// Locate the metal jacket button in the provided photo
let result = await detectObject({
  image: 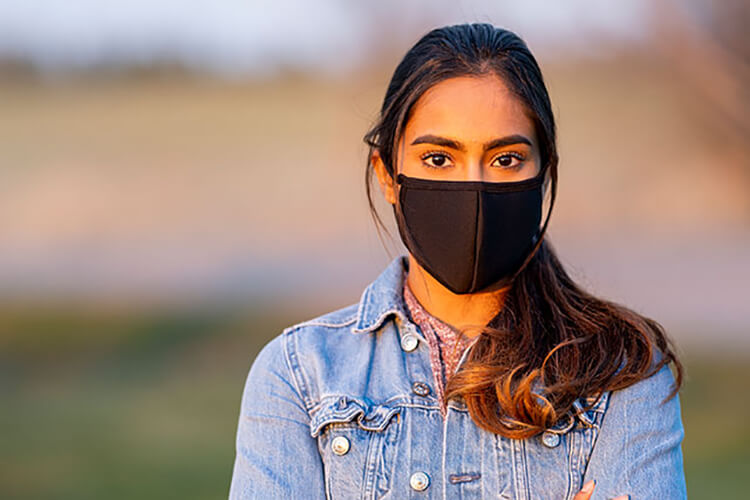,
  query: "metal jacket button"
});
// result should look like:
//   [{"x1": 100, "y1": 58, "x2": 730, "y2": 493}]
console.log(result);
[
  {"x1": 412, "y1": 381, "x2": 431, "y2": 397},
  {"x1": 410, "y1": 471, "x2": 430, "y2": 491},
  {"x1": 541, "y1": 431, "x2": 560, "y2": 448},
  {"x1": 401, "y1": 333, "x2": 418, "y2": 352},
  {"x1": 331, "y1": 436, "x2": 350, "y2": 456}
]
